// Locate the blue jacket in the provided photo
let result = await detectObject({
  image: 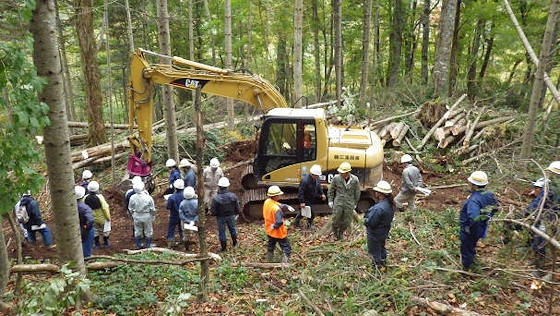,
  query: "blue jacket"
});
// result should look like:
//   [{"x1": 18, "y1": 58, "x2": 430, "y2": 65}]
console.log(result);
[
  {"x1": 298, "y1": 174, "x2": 323, "y2": 205},
  {"x1": 78, "y1": 201, "x2": 94, "y2": 241},
  {"x1": 459, "y1": 189, "x2": 497, "y2": 228},
  {"x1": 179, "y1": 198, "x2": 199, "y2": 223},
  {"x1": 211, "y1": 188, "x2": 240, "y2": 217},
  {"x1": 183, "y1": 169, "x2": 197, "y2": 188},
  {"x1": 166, "y1": 190, "x2": 184, "y2": 219},
  {"x1": 19, "y1": 196, "x2": 43, "y2": 228},
  {"x1": 365, "y1": 199, "x2": 394, "y2": 238},
  {"x1": 527, "y1": 188, "x2": 556, "y2": 213},
  {"x1": 168, "y1": 169, "x2": 181, "y2": 188}
]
